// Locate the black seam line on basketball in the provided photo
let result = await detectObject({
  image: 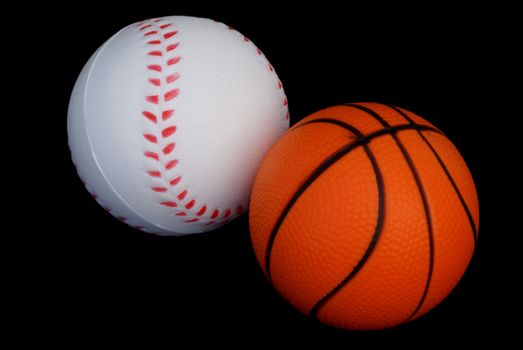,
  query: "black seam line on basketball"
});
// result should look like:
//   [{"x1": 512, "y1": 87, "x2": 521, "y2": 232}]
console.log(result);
[
  {"x1": 386, "y1": 104, "x2": 477, "y2": 242},
  {"x1": 294, "y1": 118, "x2": 364, "y2": 137},
  {"x1": 263, "y1": 122, "x2": 442, "y2": 284},
  {"x1": 344, "y1": 103, "x2": 392, "y2": 128},
  {"x1": 393, "y1": 135, "x2": 435, "y2": 321},
  {"x1": 344, "y1": 103, "x2": 435, "y2": 322},
  {"x1": 309, "y1": 144, "x2": 385, "y2": 320}
]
